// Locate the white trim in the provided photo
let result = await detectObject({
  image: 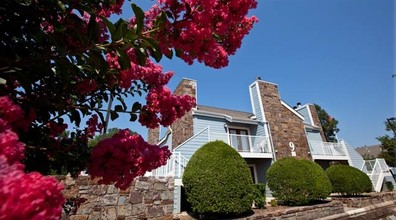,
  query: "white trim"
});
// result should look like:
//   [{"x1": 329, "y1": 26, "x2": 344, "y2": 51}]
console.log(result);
[
  {"x1": 227, "y1": 126, "x2": 251, "y2": 135},
  {"x1": 248, "y1": 164, "x2": 258, "y2": 183},
  {"x1": 157, "y1": 128, "x2": 172, "y2": 145},
  {"x1": 239, "y1": 152, "x2": 273, "y2": 159},
  {"x1": 249, "y1": 81, "x2": 267, "y2": 123},
  {"x1": 192, "y1": 110, "x2": 259, "y2": 125},
  {"x1": 305, "y1": 105, "x2": 315, "y2": 126},
  {"x1": 280, "y1": 100, "x2": 305, "y2": 121},
  {"x1": 312, "y1": 155, "x2": 349, "y2": 161}
]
